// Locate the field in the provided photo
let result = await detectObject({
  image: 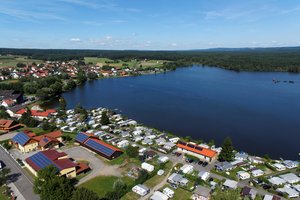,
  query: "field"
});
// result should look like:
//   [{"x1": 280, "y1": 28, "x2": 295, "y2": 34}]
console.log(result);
[
  {"x1": 79, "y1": 175, "x2": 134, "y2": 198},
  {"x1": 84, "y1": 57, "x2": 167, "y2": 69},
  {"x1": 0, "y1": 55, "x2": 43, "y2": 67}
]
